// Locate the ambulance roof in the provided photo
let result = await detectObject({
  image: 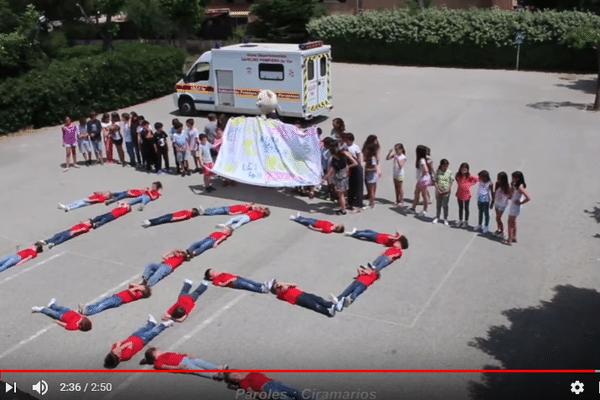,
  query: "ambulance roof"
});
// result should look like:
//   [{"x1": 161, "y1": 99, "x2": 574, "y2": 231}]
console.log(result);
[{"x1": 215, "y1": 42, "x2": 330, "y2": 56}]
